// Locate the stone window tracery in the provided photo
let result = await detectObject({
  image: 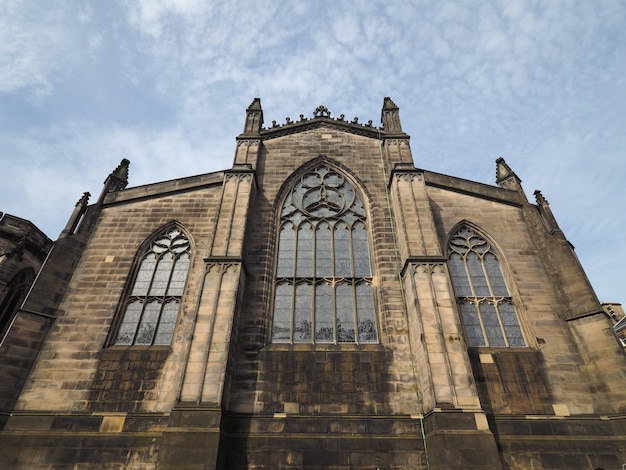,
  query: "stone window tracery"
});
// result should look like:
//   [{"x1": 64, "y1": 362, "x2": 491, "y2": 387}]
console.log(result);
[
  {"x1": 114, "y1": 227, "x2": 190, "y2": 346},
  {"x1": 272, "y1": 164, "x2": 378, "y2": 344},
  {"x1": 0, "y1": 268, "x2": 33, "y2": 333},
  {"x1": 448, "y1": 225, "x2": 525, "y2": 348}
]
